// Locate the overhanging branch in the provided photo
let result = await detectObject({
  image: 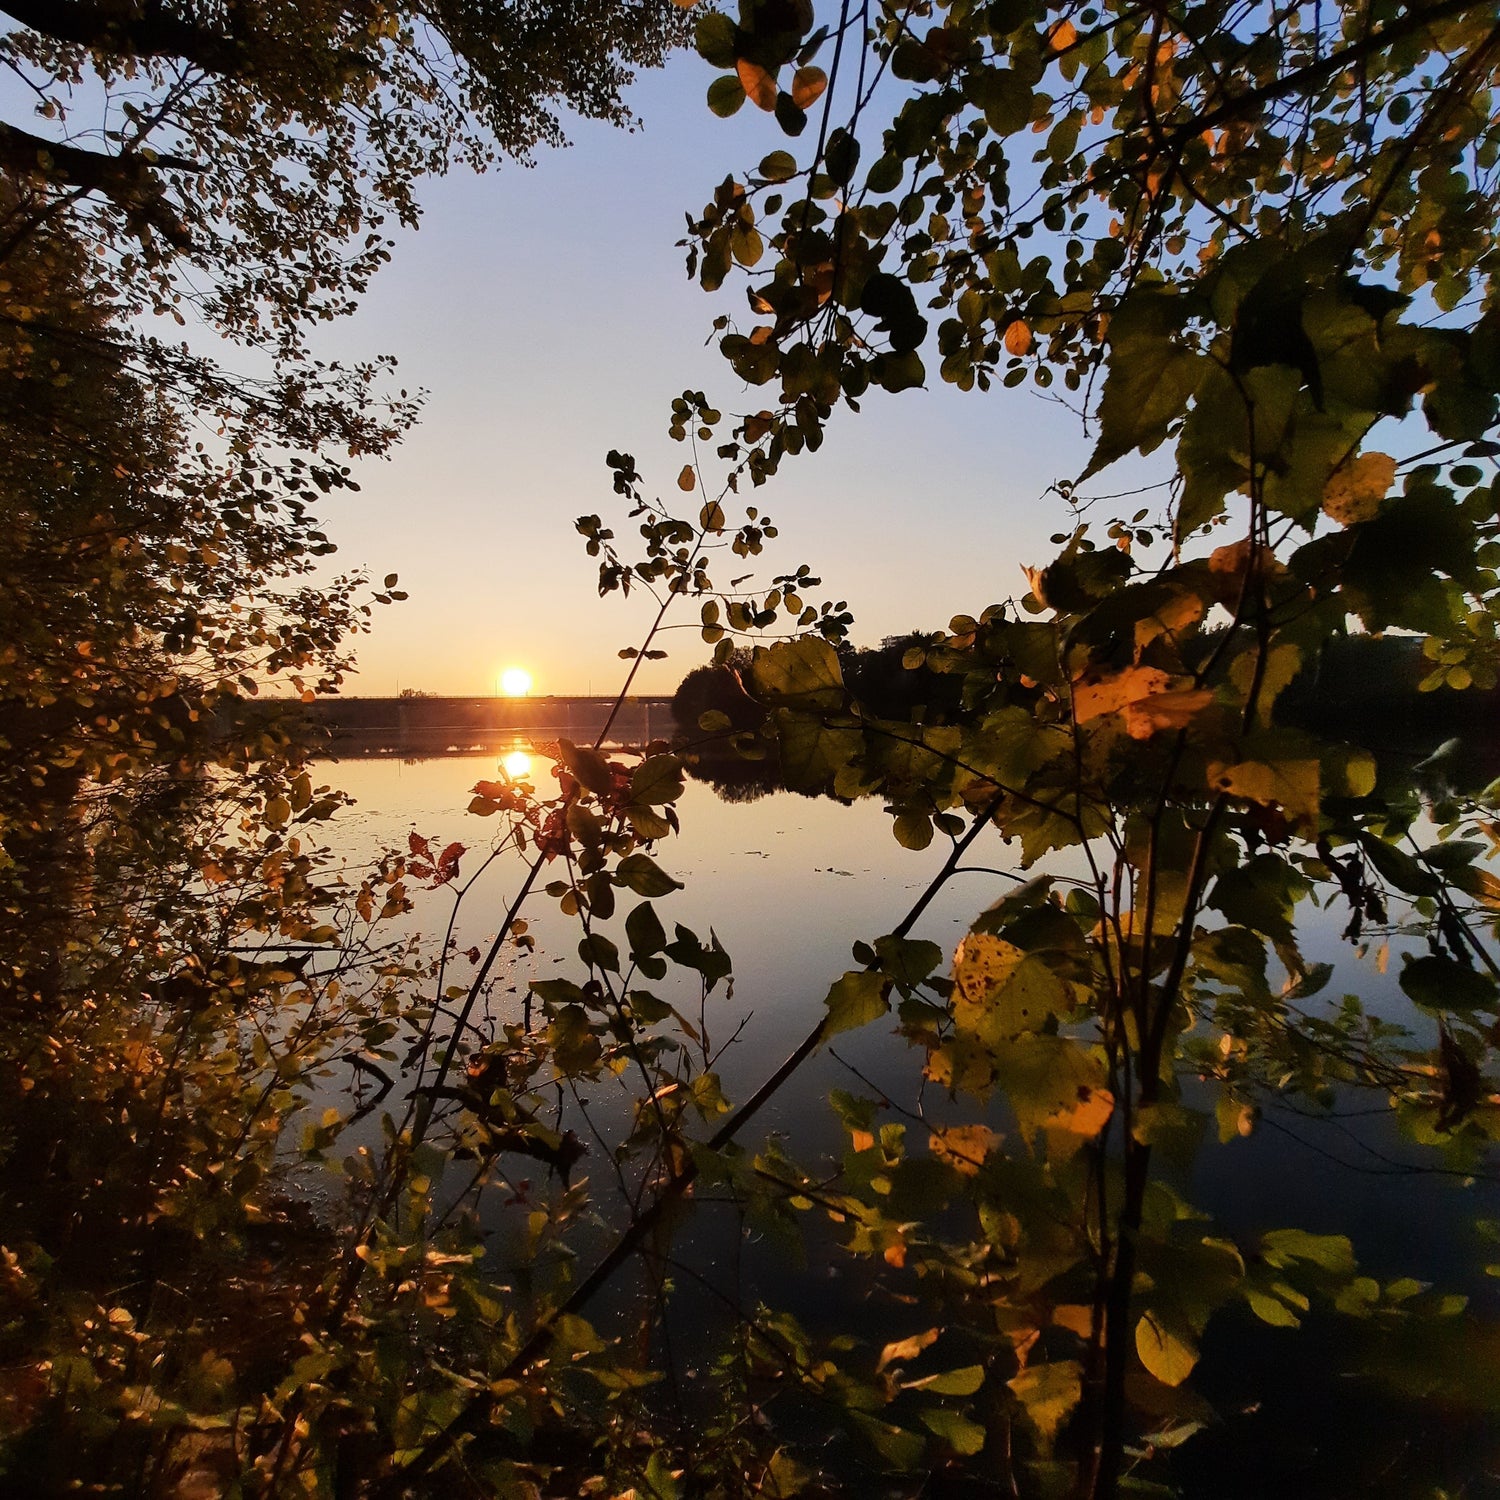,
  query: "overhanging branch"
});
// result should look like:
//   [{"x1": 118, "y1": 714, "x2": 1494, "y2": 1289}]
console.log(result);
[{"x1": 0, "y1": 121, "x2": 199, "y2": 249}]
